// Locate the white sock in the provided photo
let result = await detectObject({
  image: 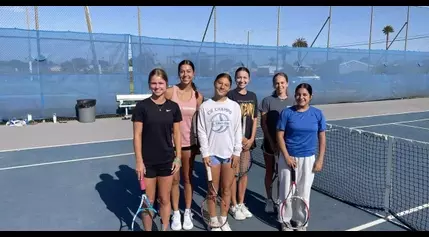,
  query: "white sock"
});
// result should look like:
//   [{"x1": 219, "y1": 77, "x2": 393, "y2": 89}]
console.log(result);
[
  {"x1": 210, "y1": 216, "x2": 218, "y2": 223},
  {"x1": 173, "y1": 210, "x2": 180, "y2": 215},
  {"x1": 220, "y1": 216, "x2": 227, "y2": 223}
]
